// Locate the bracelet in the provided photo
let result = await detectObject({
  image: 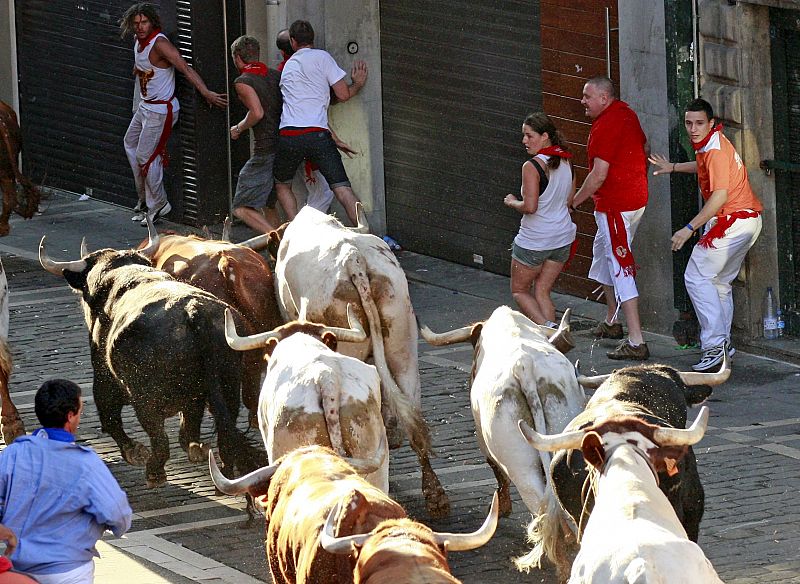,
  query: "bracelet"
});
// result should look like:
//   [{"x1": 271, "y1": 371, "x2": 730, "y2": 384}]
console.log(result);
[
  {"x1": 685, "y1": 223, "x2": 694, "y2": 232},
  {"x1": 672, "y1": 162, "x2": 676, "y2": 173}
]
